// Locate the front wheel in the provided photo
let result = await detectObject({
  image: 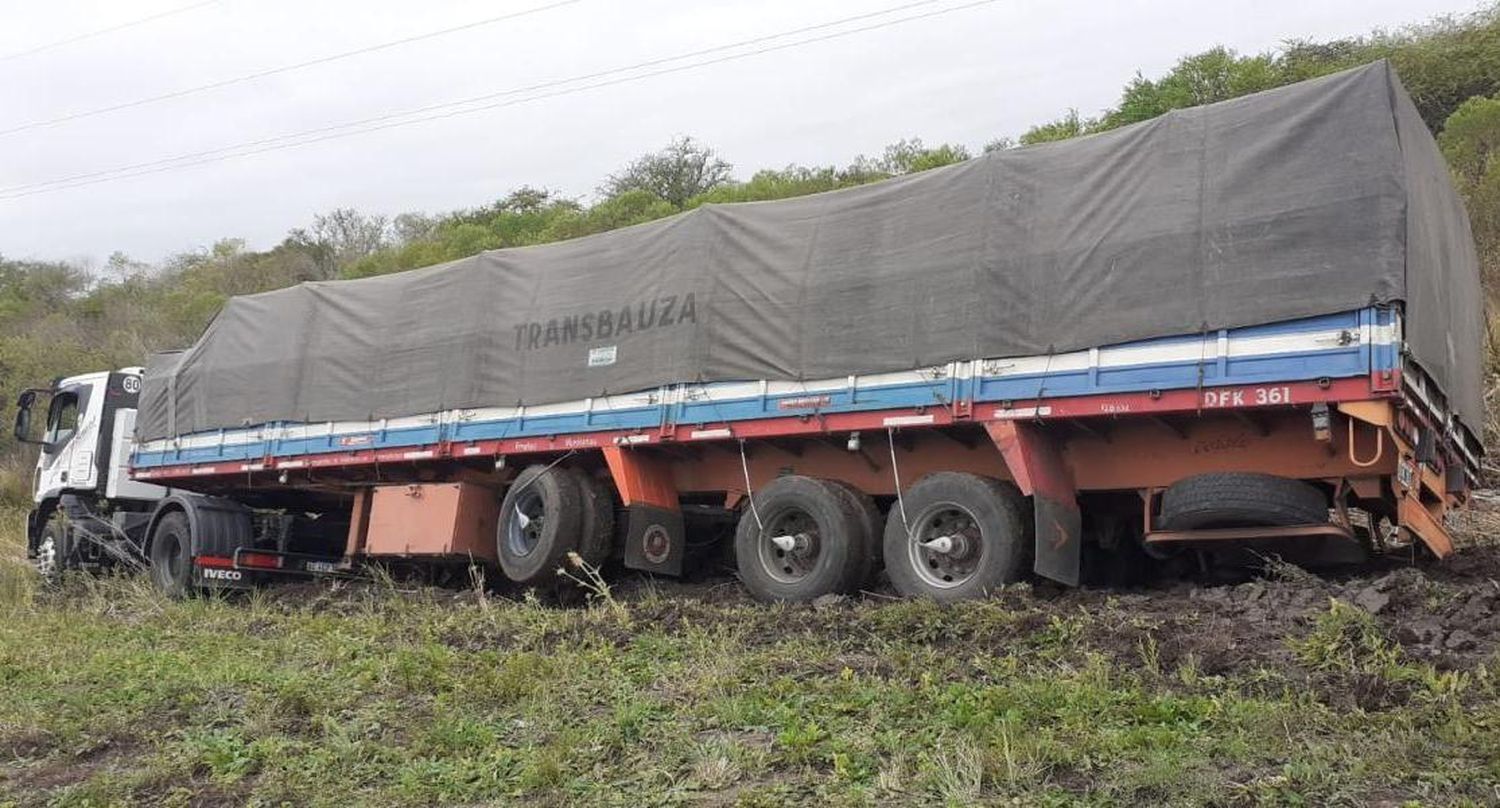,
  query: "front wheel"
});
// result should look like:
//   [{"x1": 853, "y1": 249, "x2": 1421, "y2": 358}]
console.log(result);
[
  {"x1": 33, "y1": 516, "x2": 68, "y2": 583},
  {"x1": 883, "y1": 473, "x2": 1030, "y2": 602}
]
